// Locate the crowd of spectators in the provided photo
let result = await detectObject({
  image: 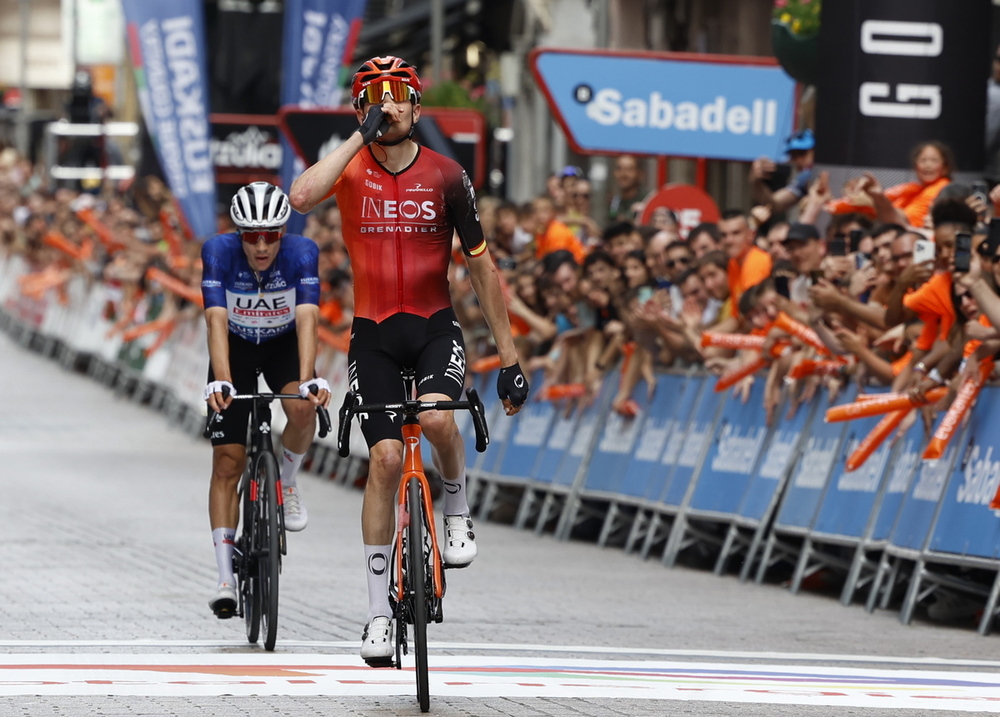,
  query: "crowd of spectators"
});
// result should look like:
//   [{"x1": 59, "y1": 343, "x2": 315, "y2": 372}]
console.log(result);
[{"x1": 4, "y1": 118, "x2": 1000, "y2": 447}]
